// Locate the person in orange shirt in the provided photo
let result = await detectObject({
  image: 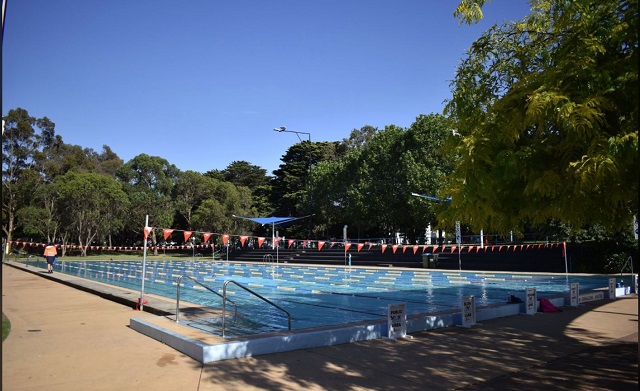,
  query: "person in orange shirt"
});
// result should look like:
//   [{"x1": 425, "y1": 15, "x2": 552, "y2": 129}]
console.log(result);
[{"x1": 43, "y1": 243, "x2": 57, "y2": 274}]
